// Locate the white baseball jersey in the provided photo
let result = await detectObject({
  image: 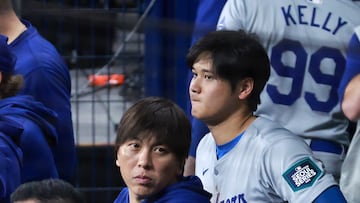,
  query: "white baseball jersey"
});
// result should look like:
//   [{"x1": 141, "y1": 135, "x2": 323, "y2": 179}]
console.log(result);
[
  {"x1": 339, "y1": 26, "x2": 360, "y2": 203},
  {"x1": 217, "y1": 0, "x2": 360, "y2": 146},
  {"x1": 196, "y1": 117, "x2": 337, "y2": 203},
  {"x1": 340, "y1": 122, "x2": 360, "y2": 203}
]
